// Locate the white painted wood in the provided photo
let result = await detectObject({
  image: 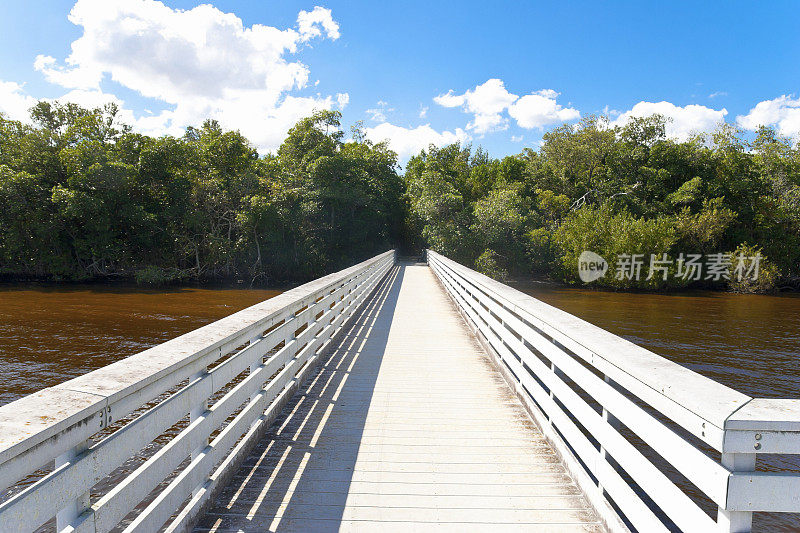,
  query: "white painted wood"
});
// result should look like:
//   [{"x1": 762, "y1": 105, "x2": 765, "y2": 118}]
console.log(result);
[
  {"x1": 723, "y1": 429, "x2": 800, "y2": 454},
  {"x1": 0, "y1": 251, "x2": 393, "y2": 533},
  {"x1": 428, "y1": 250, "x2": 800, "y2": 533},
  {"x1": 433, "y1": 260, "x2": 666, "y2": 532},
  {"x1": 0, "y1": 251, "x2": 392, "y2": 478},
  {"x1": 429, "y1": 251, "x2": 749, "y2": 448},
  {"x1": 194, "y1": 264, "x2": 601, "y2": 532},
  {"x1": 4, "y1": 246, "x2": 798, "y2": 533},
  {"x1": 726, "y1": 471, "x2": 800, "y2": 513},
  {"x1": 432, "y1": 254, "x2": 730, "y2": 506},
  {"x1": 717, "y1": 453, "x2": 755, "y2": 532},
  {"x1": 725, "y1": 399, "x2": 800, "y2": 431},
  {"x1": 55, "y1": 440, "x2": 89, "y2": 532},
  {"x1": 165, "y1": 260, "x2": 391, "y2": 532}
]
